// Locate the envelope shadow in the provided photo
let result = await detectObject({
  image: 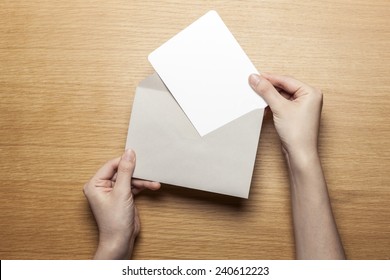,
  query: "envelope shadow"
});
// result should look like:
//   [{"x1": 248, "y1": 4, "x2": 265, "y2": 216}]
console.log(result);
[{"x1": 140, "y1": 183, "x2": 247, "y2": 211}]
